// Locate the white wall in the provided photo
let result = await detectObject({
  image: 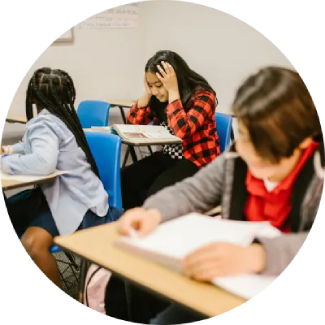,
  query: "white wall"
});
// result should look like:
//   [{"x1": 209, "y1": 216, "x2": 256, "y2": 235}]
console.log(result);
[
  {"x1": 3, "y1": 0, "x2": 294, "y2": 142},
  {"x1": 141, "y1": 1, "x2": 294, "y2": 113},
  {"x1": 3, "y1": 5, "x2": 146, "y2": 142}
]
